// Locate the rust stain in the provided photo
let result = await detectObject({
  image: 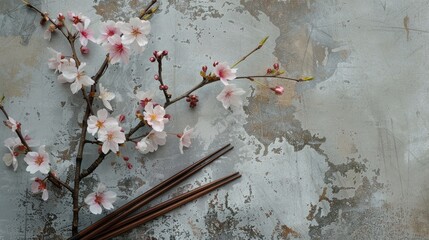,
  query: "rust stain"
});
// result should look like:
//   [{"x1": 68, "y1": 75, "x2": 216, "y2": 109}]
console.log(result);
[
  {"x1": 306, "y1": 203, "x2": 317, "y2": 221},
  {"x1": 404, "y1": 15, "x2": 410, "y2": 41},
  {"x1": 318, "y1": 187, "x2": 331, "y2": 203},
  {"x1": 281, "y1": 224, "x2": 300, "y2": 239}
]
